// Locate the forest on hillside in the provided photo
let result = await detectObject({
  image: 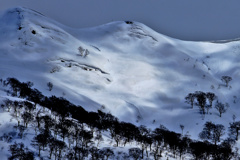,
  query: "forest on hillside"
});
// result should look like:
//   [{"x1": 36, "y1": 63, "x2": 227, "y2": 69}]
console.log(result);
[{"x1": 0, "y1": 77, "x2": 238, "y2": 160}]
